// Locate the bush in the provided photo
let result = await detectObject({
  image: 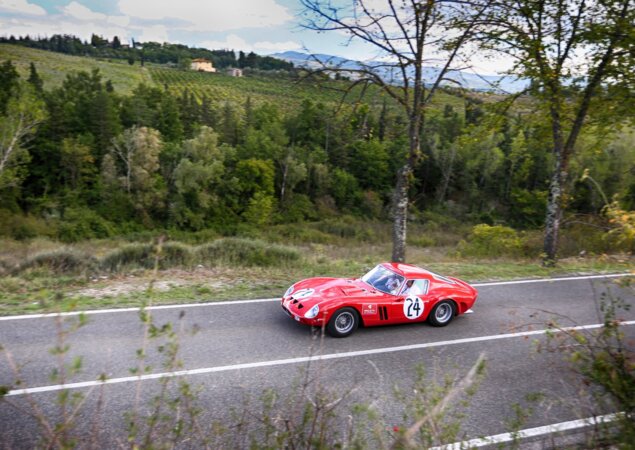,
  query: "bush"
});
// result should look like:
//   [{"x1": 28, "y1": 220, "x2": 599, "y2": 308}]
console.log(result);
[
  {"x1": 101, "y1": 243, "x2": 155, "y2": 272},
  {"x1": 58, "y1": 207, "x2": 116, "y2": 243},
  {"x1": 457, "y1": 224, "x2": 526, "y2": 258},
  {"x1": 0, "y1": 210, "x2": 57, "y2": 240},
  {"x1": 264, "y1": 224, "x2": 336, "y2": 245},
  {"x1": 17, "y1": 248, "x2": 98, "y2": 274},
  {"x1": 101, "y1": 242, "x2": 194, "y2": 272},
  {"x1": 196, "y1": 238, "x2": 301, "y2": 267},
  {"x1": 408, "y1": 235, "x2": 436, "y2": 247},
  {"x1": 314, "y1": 217, "x2": 376, "y2": 242}
]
